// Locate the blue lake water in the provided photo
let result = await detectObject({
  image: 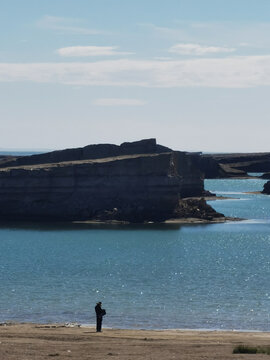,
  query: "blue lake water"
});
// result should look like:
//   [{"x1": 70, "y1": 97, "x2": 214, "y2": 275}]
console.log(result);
[
  {"x1": 0, "y1": 150, "x2": 49, "y2": 156},
  {"x1": 1, "y1": 175, "x2": 270, "y2": 330}
]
